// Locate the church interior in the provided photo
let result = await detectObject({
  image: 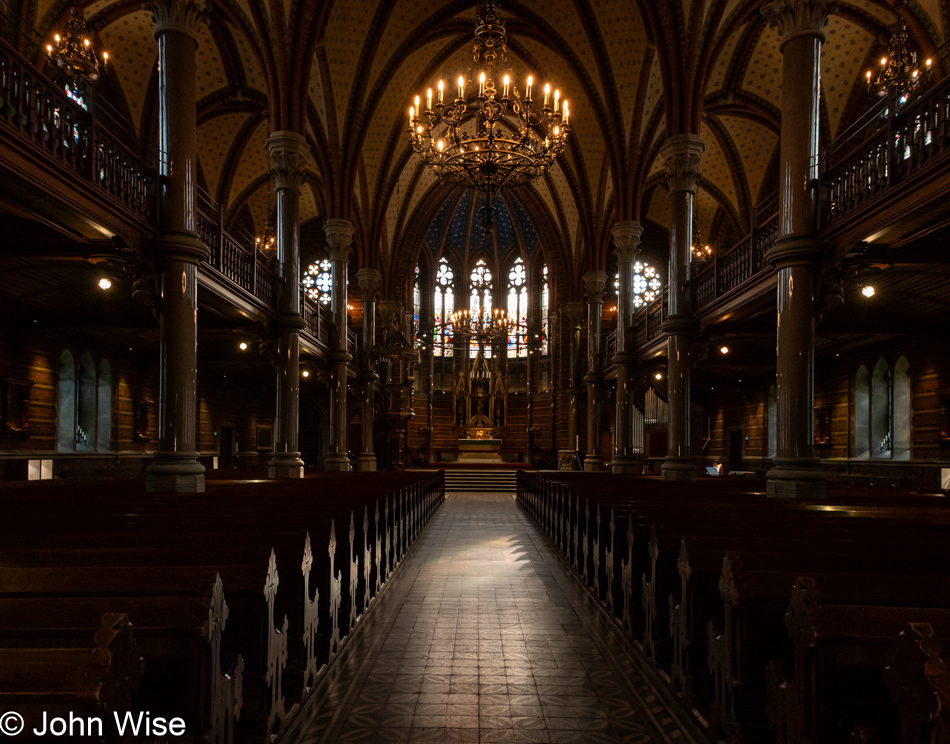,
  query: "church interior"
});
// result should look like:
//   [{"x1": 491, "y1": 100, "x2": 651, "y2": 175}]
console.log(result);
[{"x1": 2, "y1": 0, "x2": 950, "y2": 740}]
